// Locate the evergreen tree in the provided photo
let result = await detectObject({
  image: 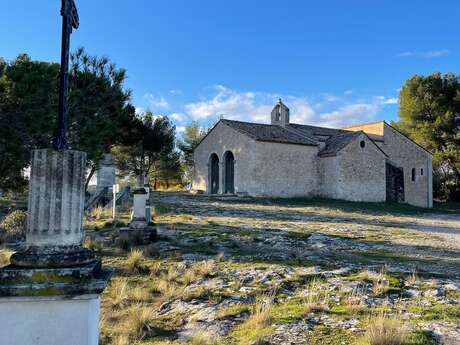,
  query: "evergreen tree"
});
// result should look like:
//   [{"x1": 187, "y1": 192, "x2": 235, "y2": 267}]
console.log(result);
[
  {"x1": 396, "y1": 72, "x2": 460, "y2": 200},
  {"x1": 177, "y1": 121, "x2": 207, "y2": 185}
]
